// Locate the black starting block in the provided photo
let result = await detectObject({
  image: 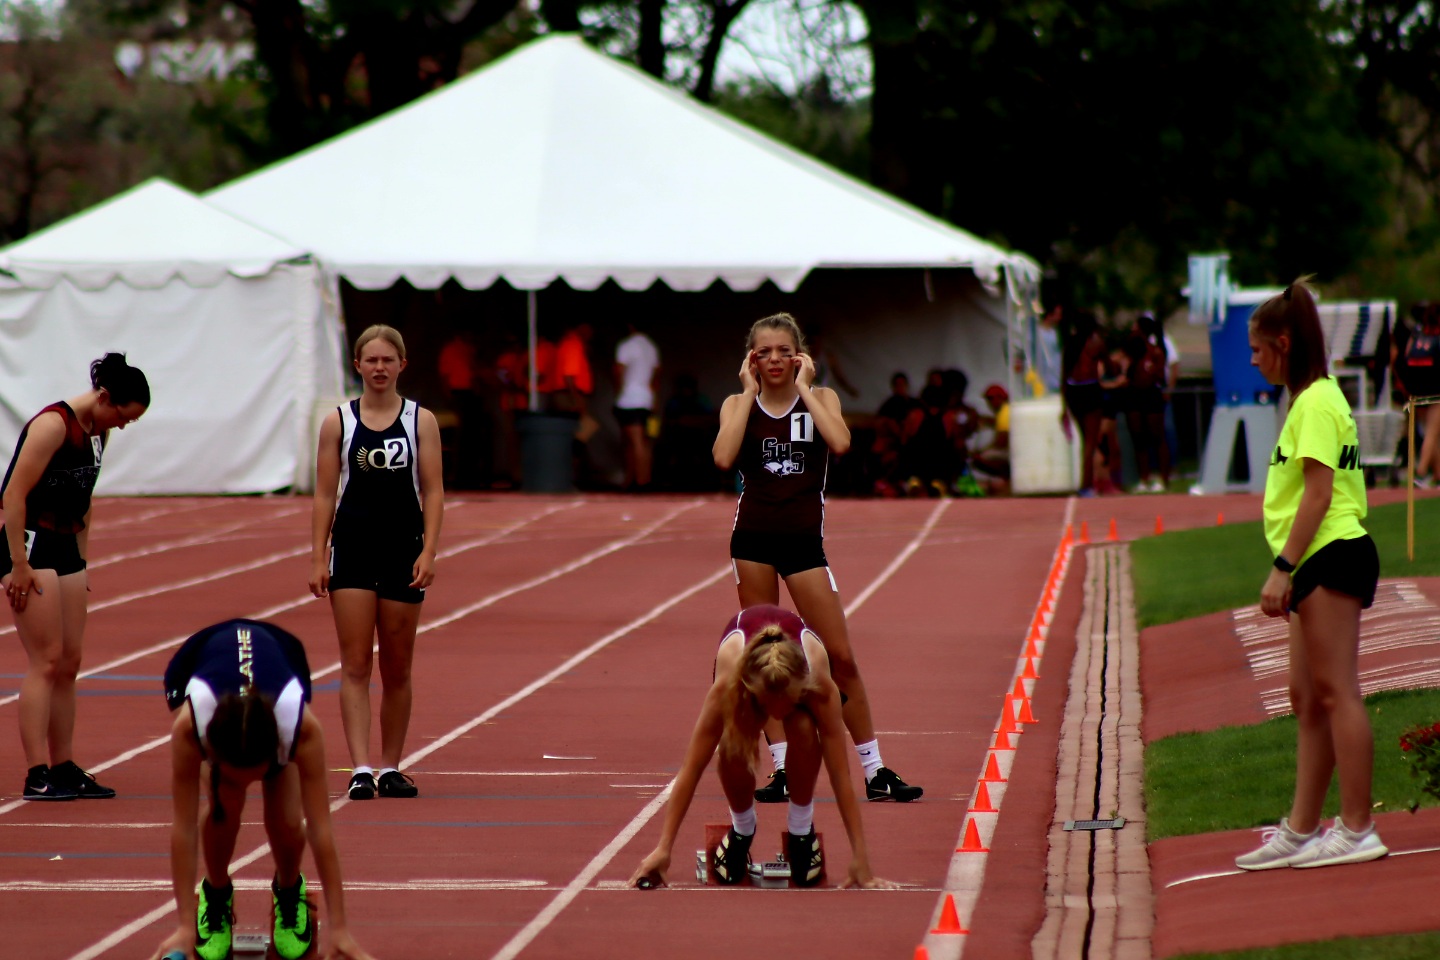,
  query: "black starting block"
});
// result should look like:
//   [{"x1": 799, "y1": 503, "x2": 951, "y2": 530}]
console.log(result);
[{"x1": 695, "y1": 824, "x2": 825, "y2": 887}]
